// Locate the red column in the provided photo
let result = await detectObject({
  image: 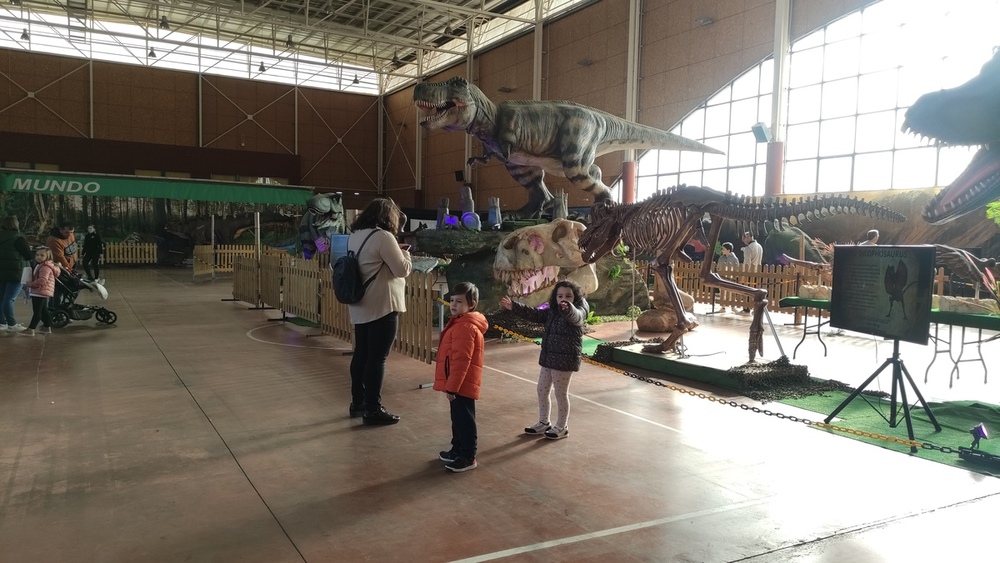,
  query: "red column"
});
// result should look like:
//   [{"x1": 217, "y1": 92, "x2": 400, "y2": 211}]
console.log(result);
[
  {"x1": 622, "y1": 160, "x2": 637, "y2": 204},
  {"x1": 765, "y1": 141, "x2": 784, "y2": 197}
]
